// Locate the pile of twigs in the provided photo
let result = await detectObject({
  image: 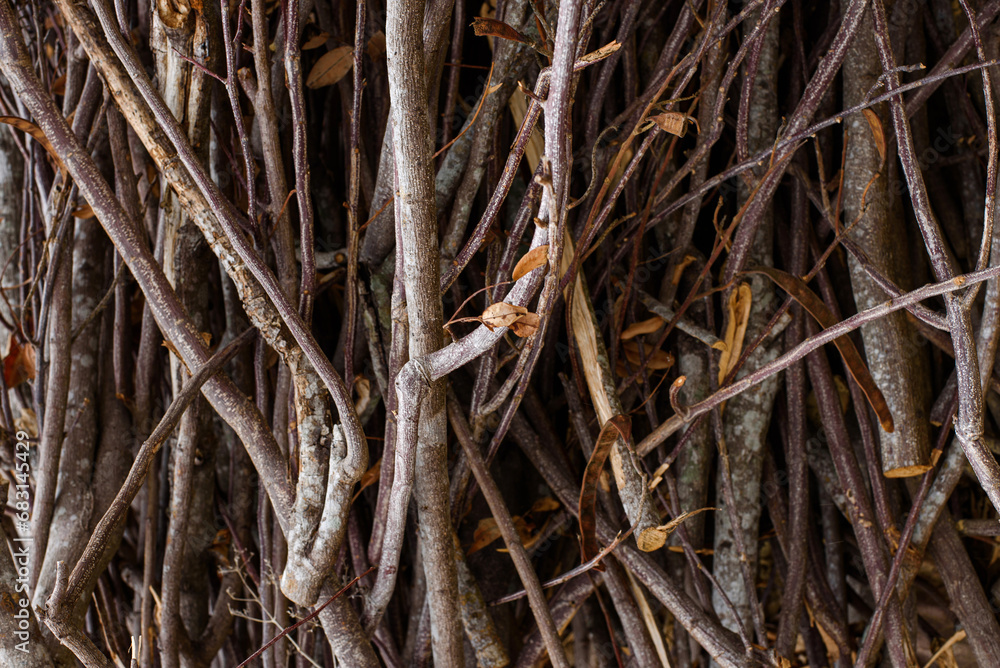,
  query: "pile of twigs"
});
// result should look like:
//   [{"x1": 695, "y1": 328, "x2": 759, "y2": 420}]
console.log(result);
[{"x1": 1, "y1": 0, "x2": 1000, "y2": 665}]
